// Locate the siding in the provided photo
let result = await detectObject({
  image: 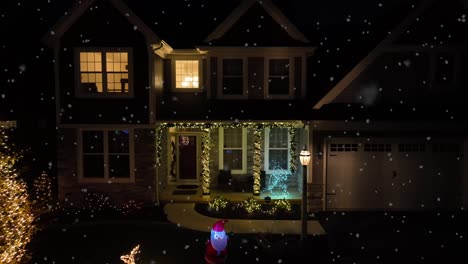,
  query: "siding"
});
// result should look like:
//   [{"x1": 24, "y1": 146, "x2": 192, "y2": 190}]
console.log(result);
[{"x1": 248, "y1": 57, "x2": 264, "y2": 99}]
